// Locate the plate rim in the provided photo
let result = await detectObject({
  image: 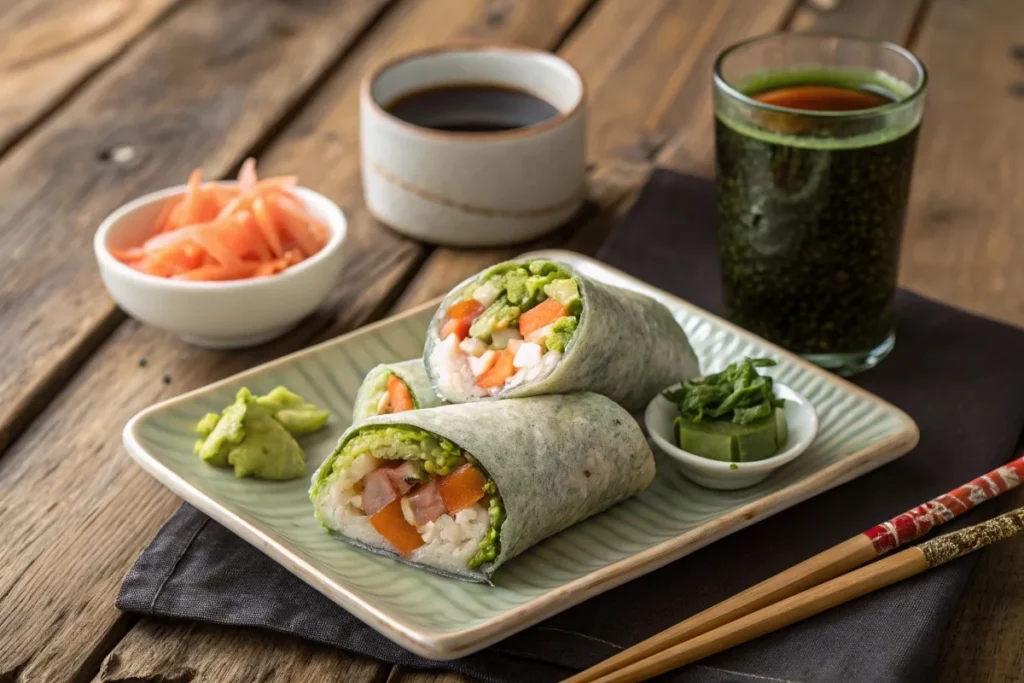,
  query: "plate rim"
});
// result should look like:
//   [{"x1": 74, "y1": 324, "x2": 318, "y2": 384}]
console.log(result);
[{"x1": 123, "y1": 248, "x2": 920, "y2": 660}]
